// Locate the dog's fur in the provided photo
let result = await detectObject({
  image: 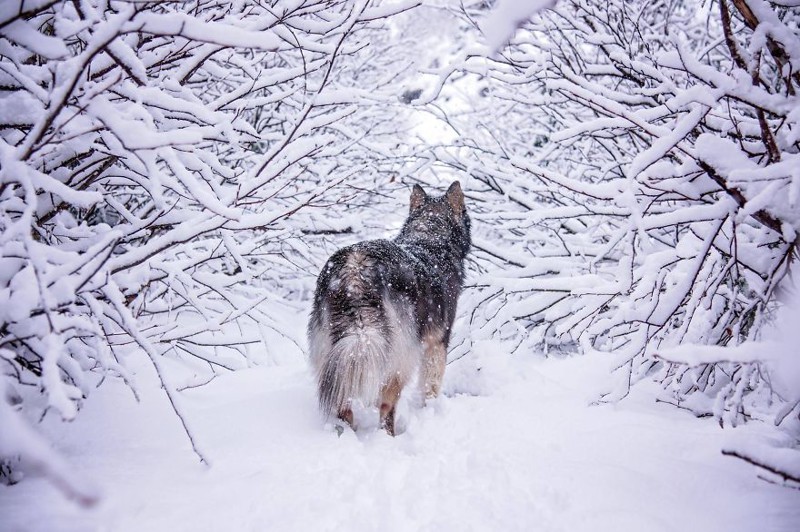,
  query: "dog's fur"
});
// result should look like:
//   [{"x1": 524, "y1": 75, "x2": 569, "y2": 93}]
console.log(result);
[{"x1": 308, "y1": 182, "x2": 471, "y2": 435}]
